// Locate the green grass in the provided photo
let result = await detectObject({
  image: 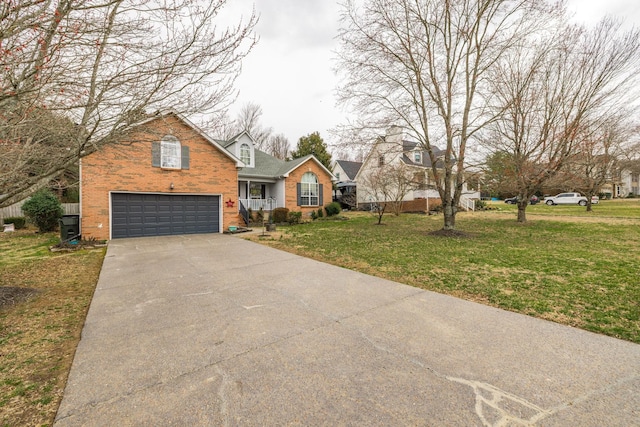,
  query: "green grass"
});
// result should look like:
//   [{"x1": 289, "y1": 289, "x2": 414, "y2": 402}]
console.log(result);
[
  {"x1": 0, "y1": 230, "x2": 105, "y2": 426},
  {"x1": 0, "y1": 232, "x2": 60, "y2": 268},
  {"x1": 256, "y1": 199, "x2": 640, "y2": 343},
  {"x1": 490, "y1": 197, "x2": 640, "y2": 218}
]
